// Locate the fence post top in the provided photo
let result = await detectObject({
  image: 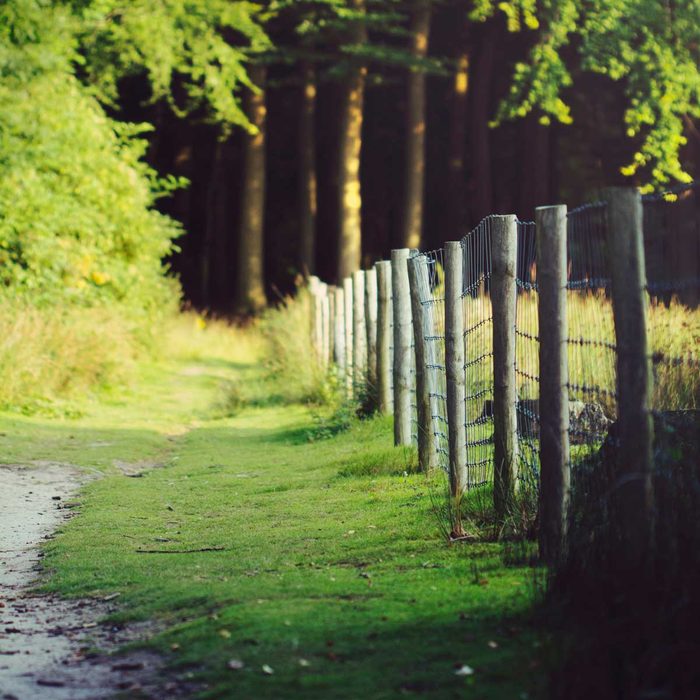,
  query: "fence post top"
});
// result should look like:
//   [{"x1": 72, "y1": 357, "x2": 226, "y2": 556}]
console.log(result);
[
  {"x1": 391, "y1": 248, "x2": 410, "y2": 262},
  {"x1": 535, "y1": 204, "x2": 567, "y2": 213}
]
